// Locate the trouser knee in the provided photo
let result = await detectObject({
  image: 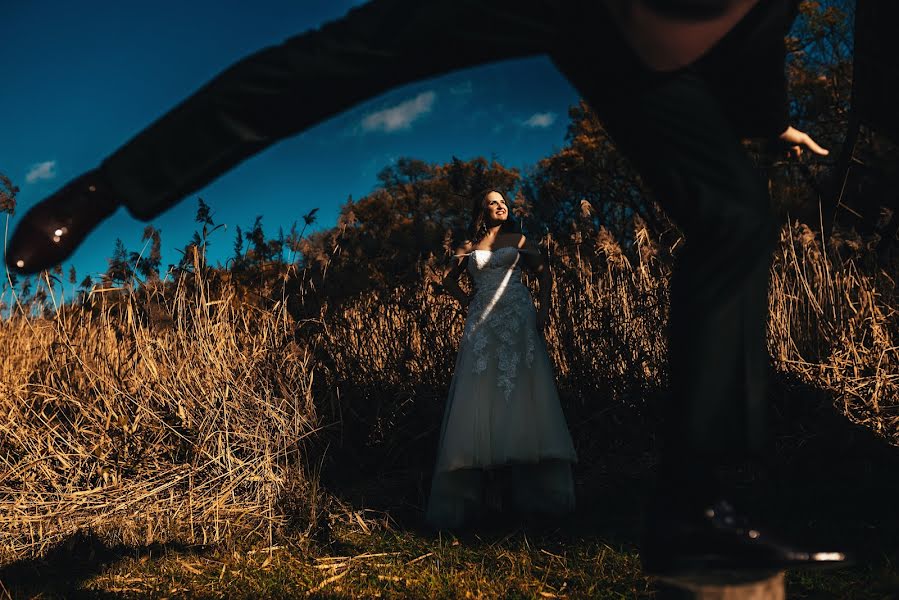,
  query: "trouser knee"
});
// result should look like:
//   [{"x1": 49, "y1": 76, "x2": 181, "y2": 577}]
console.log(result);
[{"x1": 695, "y1": 181, "x2": 777, "y2": 268}]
